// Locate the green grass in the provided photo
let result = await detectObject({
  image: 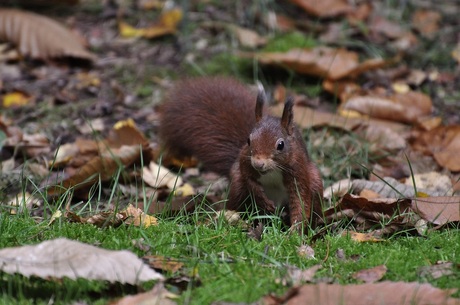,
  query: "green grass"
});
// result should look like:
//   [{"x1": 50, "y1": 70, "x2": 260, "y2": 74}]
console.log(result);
[{"x1": 0, "y1": 210, "x2": 459, "y2": 304}]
